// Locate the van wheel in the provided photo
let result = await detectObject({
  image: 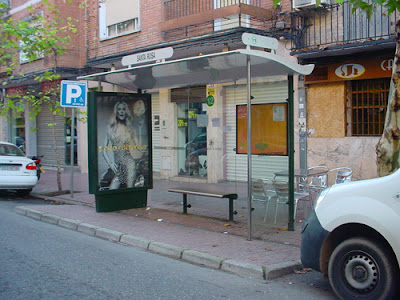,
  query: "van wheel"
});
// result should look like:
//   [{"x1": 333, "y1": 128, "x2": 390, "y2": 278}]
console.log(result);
[{"x1": 328, "y1": 237, "x2": 399, "y2": 300}]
